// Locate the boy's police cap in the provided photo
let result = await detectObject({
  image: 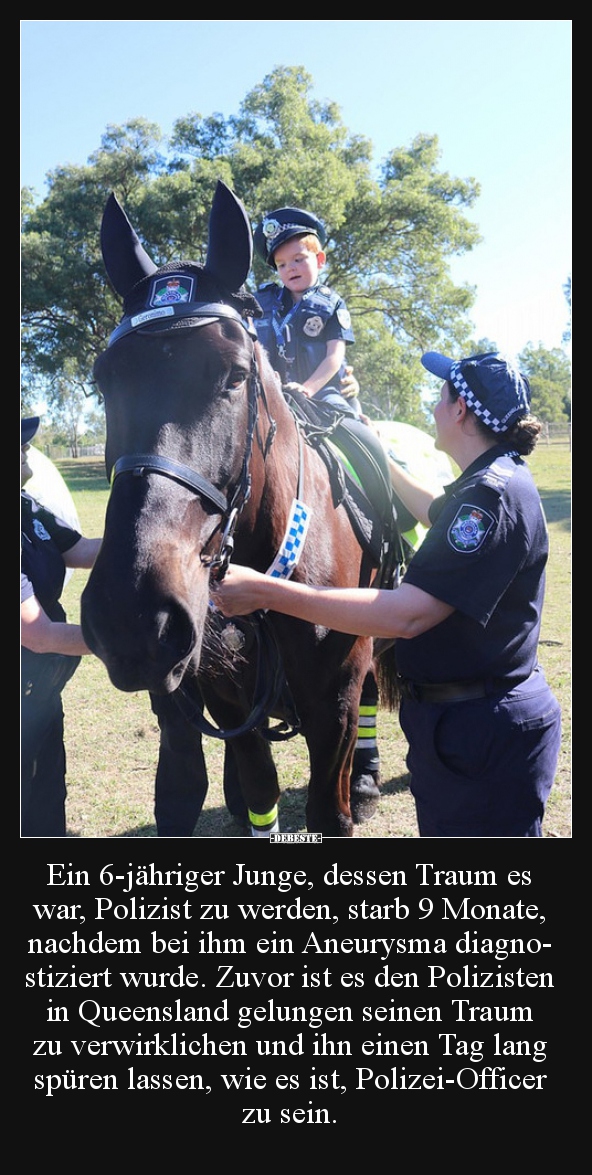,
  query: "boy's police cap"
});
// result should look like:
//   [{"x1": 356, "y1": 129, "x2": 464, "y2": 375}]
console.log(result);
[
  {"x1": 21, "y1": 416, "x2": 40, "y2": 445},
  {"x1": 421, "y1": 351, "x2": 531, "y2": 434},
  {"x1": 254, "y1": 207, "x2": 327, "y2": 269}
]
